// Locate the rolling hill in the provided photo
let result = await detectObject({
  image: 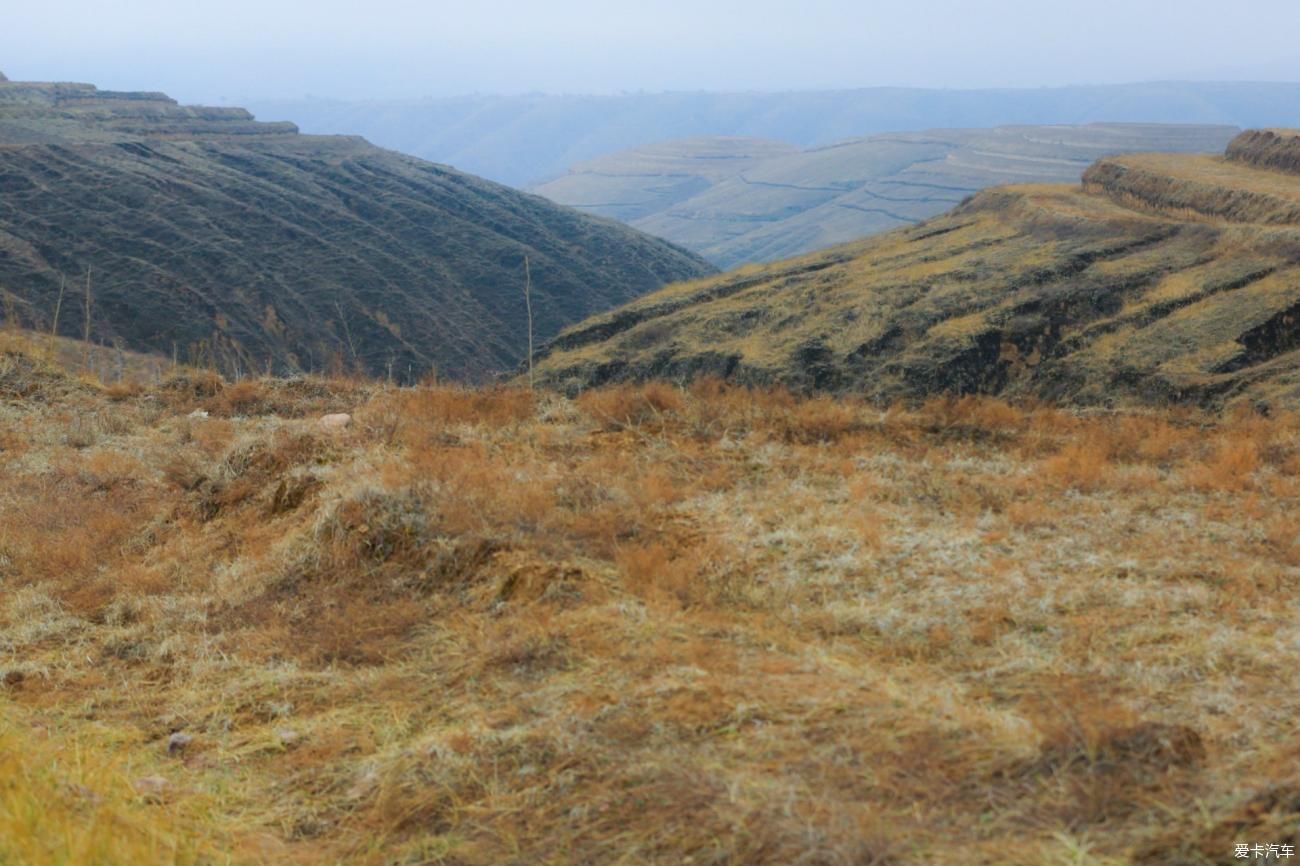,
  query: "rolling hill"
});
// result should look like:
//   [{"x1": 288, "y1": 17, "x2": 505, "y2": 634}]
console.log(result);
[
  {"x1": 0, "y1": 76, "x2": 713, "y2": 380},
  {"x1": 246, "y1": 82, "x2": 1300, "y2": 187},
  {"x1": 532, "y1": 124, "x2": 1239, "y2": 267},
  {"x1": 533, "y1": 129, "x2": 1300, "y2": 411}
]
